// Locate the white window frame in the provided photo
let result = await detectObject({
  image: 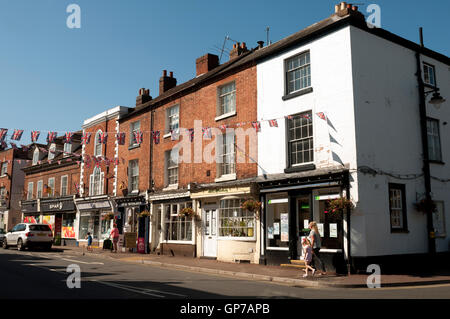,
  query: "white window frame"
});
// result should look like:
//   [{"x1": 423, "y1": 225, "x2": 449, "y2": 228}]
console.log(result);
[
  {"x1": 63, "y1": 143, "x2": 72, "y2": 157},
  {"x1": 166, "y1": 148, "x2": 179, "y2": 187},
  {"x1": 0, "y1": 162, "x2": 7, "y2": 176},
  {"x1": 162, "y1": 202, "x2": 194, "y2": 244},
  {"x1": 218, "y1": 197, "x2": 256, "y2": 241},
  {"x1": 287, "y1": 112, "x2": 314, "y2": 167},
  {"x1": 27, "y1": 182, "x2": 34, "y2": 200},
  {"x1": 427, "y1": 118, "x2": 442, "y2": 162},
  {"x1": 37, "y1": 180, "x2": 43, "y2": 198},
  {"x1": 60, "y1": 175, "x2": 68, "y2": 196},
  {"x1": 89, "y1": 167, "x2": 104, "y2": 196},
  {"x1": 423, "y1": 62, "x2": 436, "y2": 87},
  {"x1": 216, "y1": 130, "x2": 236, "y2": 181},
  {"x1": 216, "y1": 81, "x2": 236, "y2": 118},
  {"x1": 129, "y1": 121, "x2": 141, "y2": 146},
  {"x1": 94, "y1": 130, "x2": 103, "y2": 157},
  {"x1": 165, "y1": 105, "x2": 179, "y2": 136},
  {"x1": 32, "y1": 148, "x2": 40, "y2": 165},
  {"x1": 48, "y1": 143, "x2": 56, "y2": 160},
  {"x1": 47, "y1": 177, "x2": 55, "y2": 197},
  {"x1": 129, "y1": 159, "x2": 139, "y2": 193},
  {"x1": 0, "y1": 186, "x2": 6, "y2": 199},
  {"x1": 285, "y1": 51, "x2": 311, "y2": 95}
]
